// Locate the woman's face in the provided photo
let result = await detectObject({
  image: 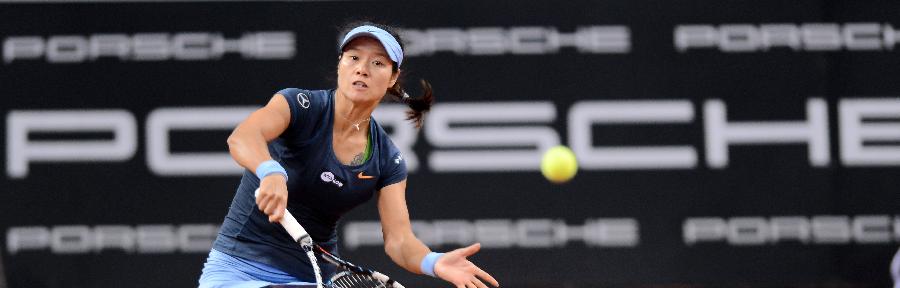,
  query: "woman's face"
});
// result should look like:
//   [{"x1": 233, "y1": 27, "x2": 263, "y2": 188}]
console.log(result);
[{"x1": 336, "y1": 37, "x2": 399, "y2": 103}]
